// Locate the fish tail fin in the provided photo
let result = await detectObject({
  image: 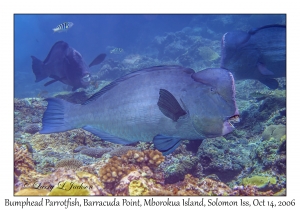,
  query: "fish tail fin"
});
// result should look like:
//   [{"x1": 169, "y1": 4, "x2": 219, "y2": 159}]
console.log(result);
[
  {"x1": 39, "y1": 98, "x2": 77, "y2": 134},
  {"x1": 31, "y1": 56, "x2": 47, "y2": 82}
]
